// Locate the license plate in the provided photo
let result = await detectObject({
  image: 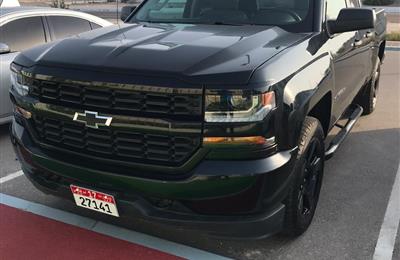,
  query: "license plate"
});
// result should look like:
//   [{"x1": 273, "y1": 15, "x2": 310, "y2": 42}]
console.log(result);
[{"x1": 70, "y1": 185, "x2": 119, "y2": 217}]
